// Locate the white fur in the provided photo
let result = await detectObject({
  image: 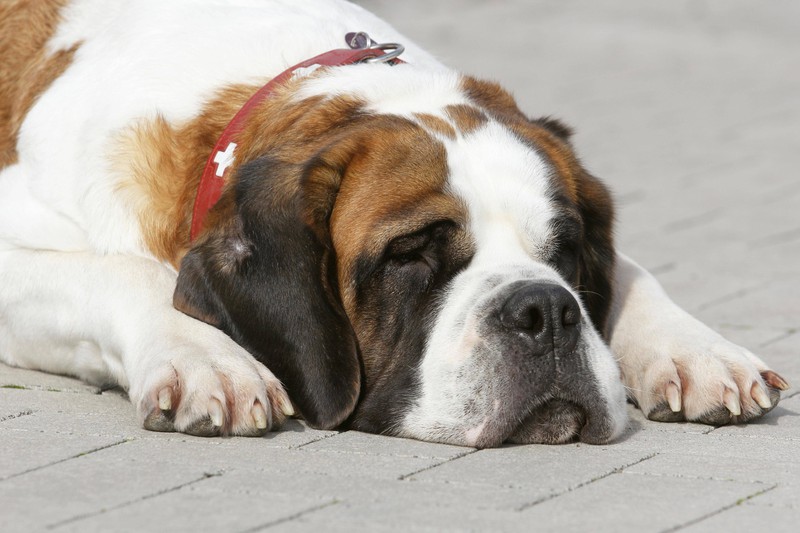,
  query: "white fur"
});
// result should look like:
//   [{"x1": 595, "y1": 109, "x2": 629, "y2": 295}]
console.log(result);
[{"x1": 0, "y1": 249, "x2": 287, "y2": 434}]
